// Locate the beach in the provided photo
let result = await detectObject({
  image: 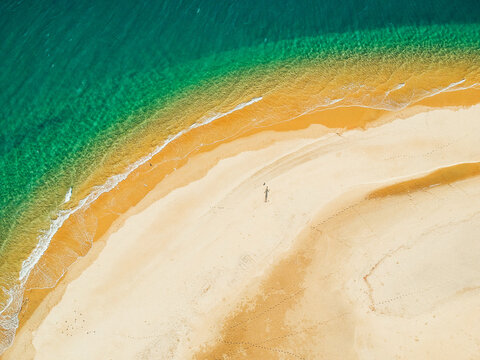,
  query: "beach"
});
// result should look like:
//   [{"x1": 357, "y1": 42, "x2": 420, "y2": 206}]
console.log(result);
[
  {"x1": 2, "y1": 1, "x2": 480, "y2": 358},
  {"x1": 4, "y1": 103, "x2": 480, "y2": 359}
]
